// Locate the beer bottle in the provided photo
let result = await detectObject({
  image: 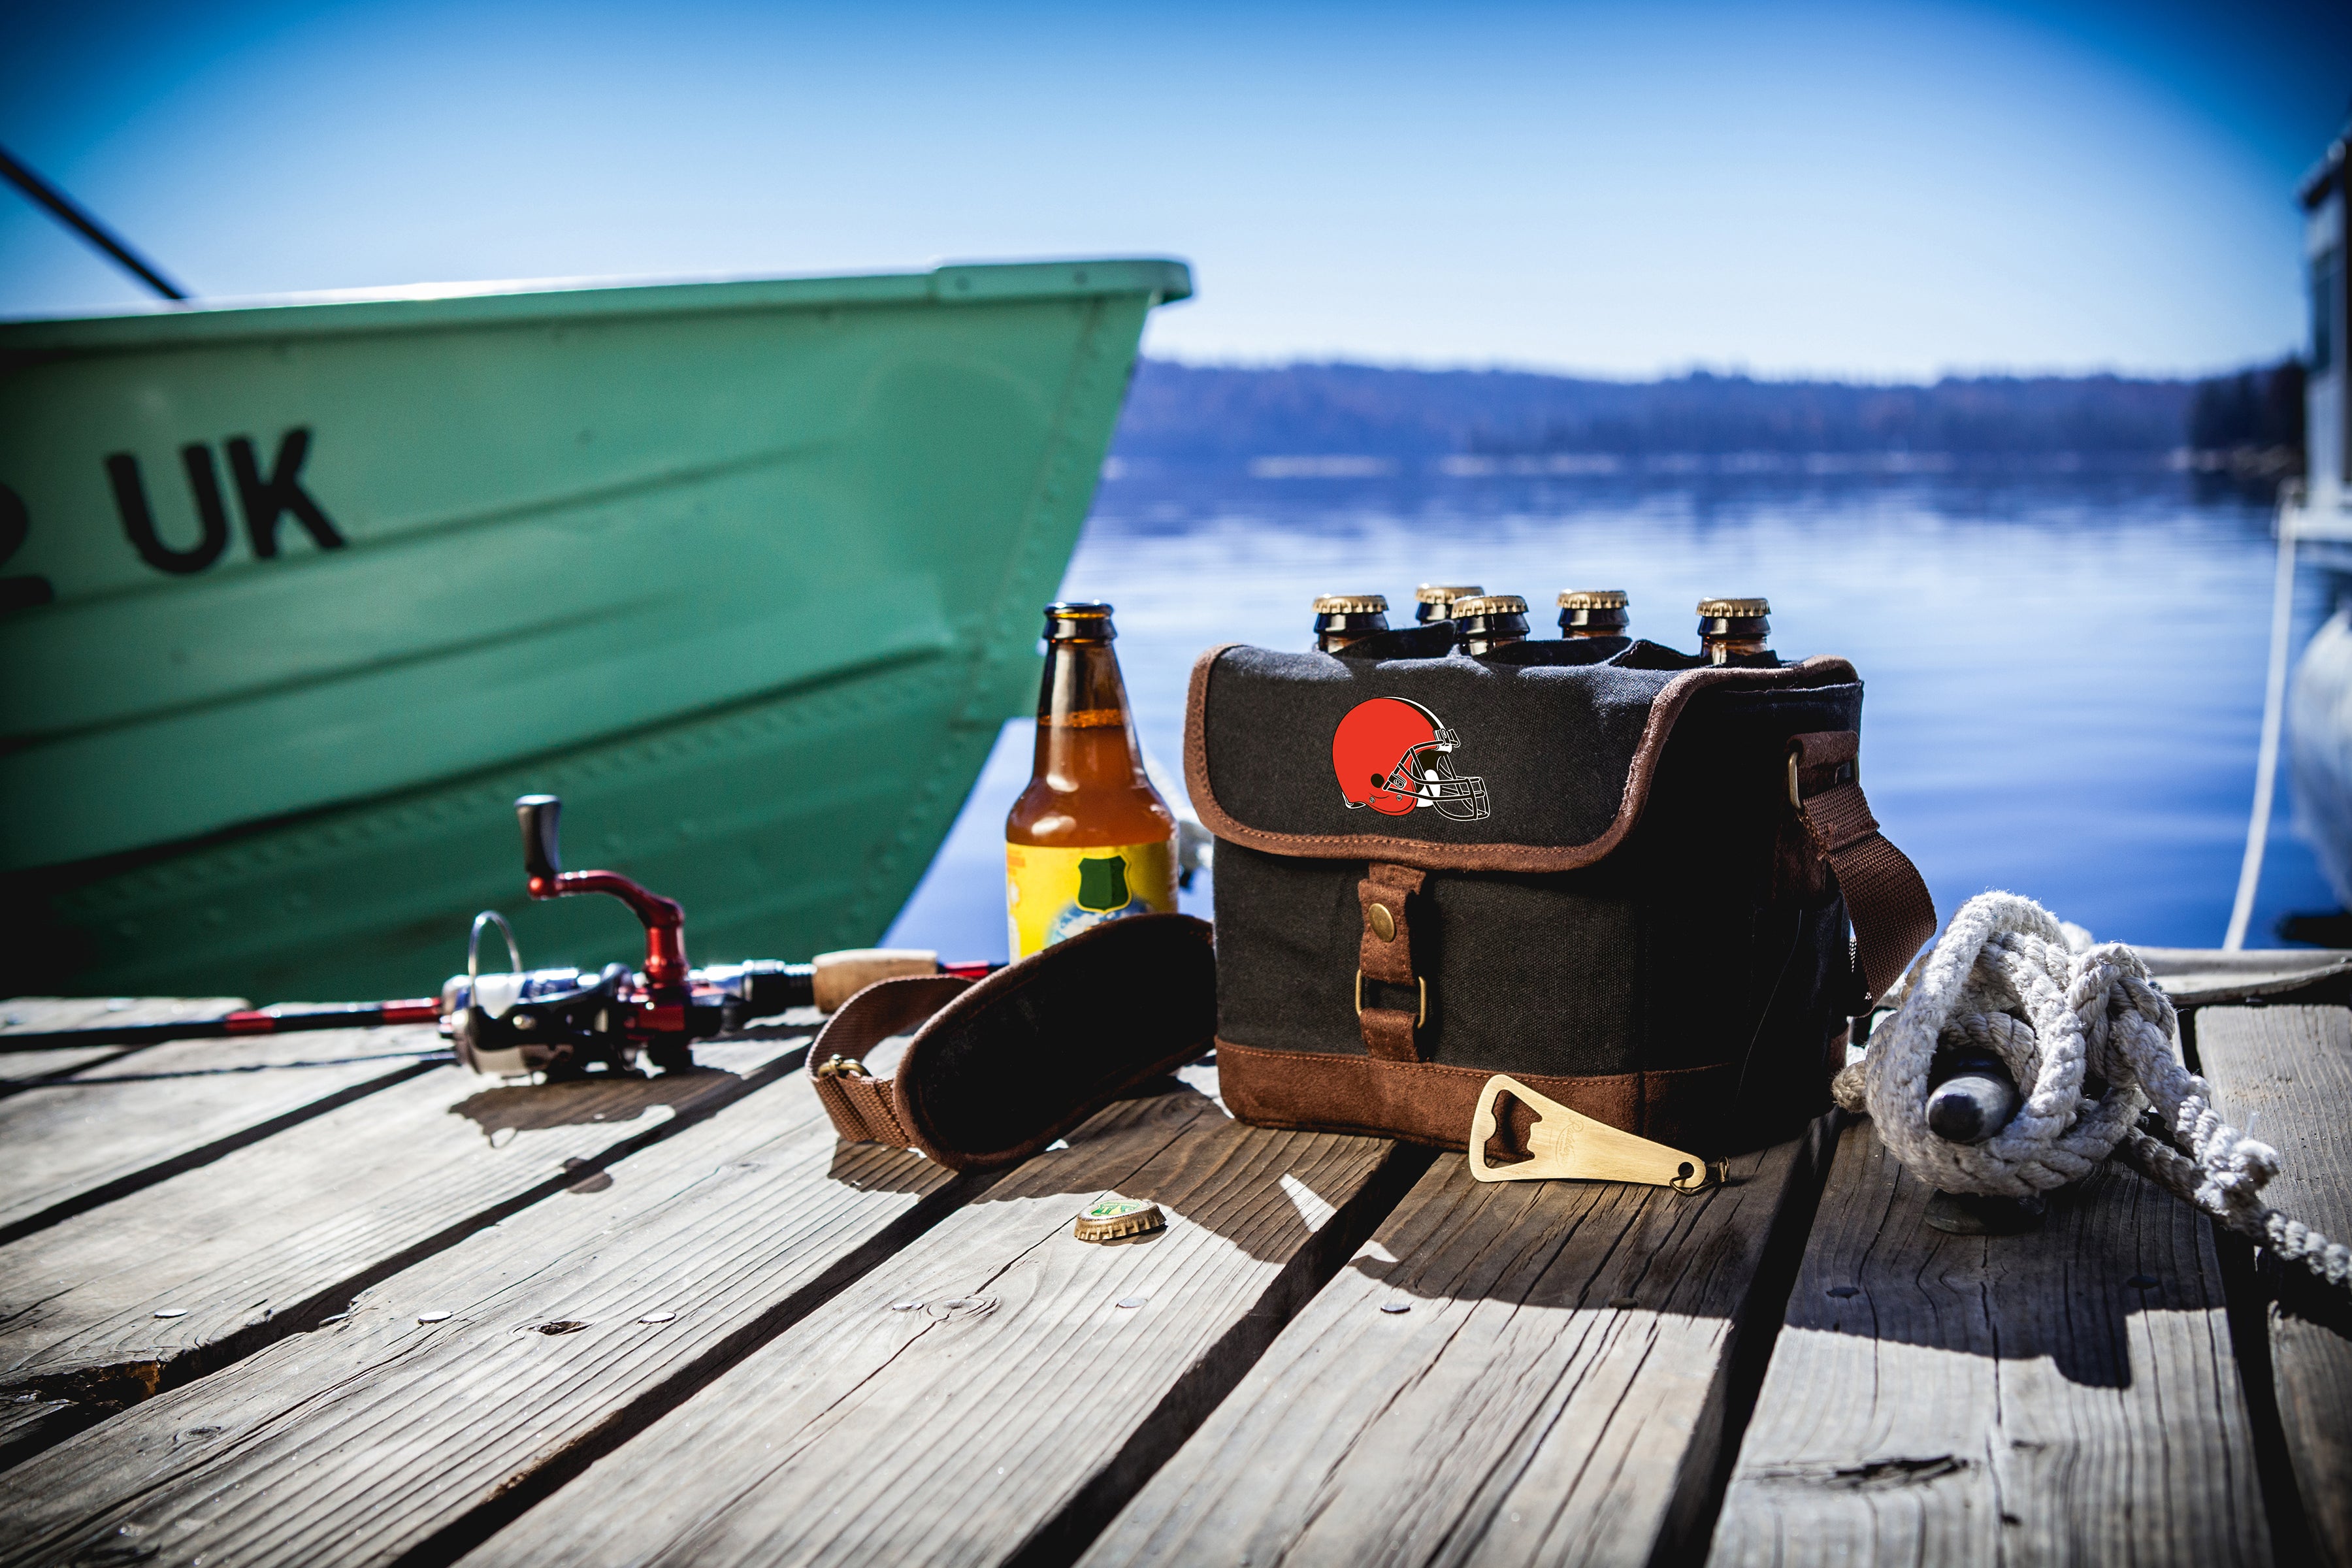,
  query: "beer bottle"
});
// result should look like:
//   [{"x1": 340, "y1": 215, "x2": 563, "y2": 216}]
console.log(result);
[
  {"x1": 1413, "y1": 583, "x2": 1484, "y2": 624},
  {"x1": 1696, "y1": 597, "x2": 1775, "y2": 664},
  {"x1": 1557, "y1": 589, "x2": 1630, "y2": 638},
  {"x1": 1450, "y1": 593, "x2": 1530, "y2": 655},
  {"x1": 1313, "y1": 593, "x2": 1390, "y2": 653},
  {"x1": 1005, "y1": 602, "x2": 1178, "y2": 960}
]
